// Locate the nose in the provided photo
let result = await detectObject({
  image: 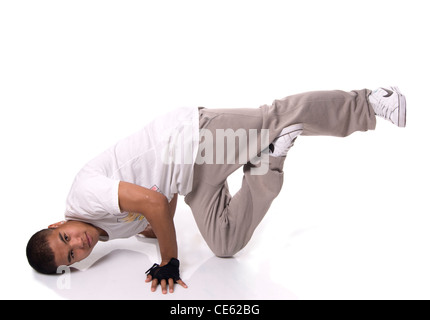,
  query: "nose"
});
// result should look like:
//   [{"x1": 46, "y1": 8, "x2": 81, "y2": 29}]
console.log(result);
[{"x1": 70, "y1": 236, "x2": 84, "y2": 249}]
